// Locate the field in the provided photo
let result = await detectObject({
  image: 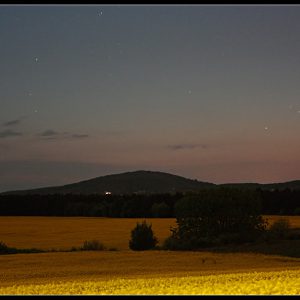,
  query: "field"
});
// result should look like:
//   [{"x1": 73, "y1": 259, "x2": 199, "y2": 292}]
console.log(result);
[{"x1": 1, "y1": 216, "x2": 300, "y2": 295}]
